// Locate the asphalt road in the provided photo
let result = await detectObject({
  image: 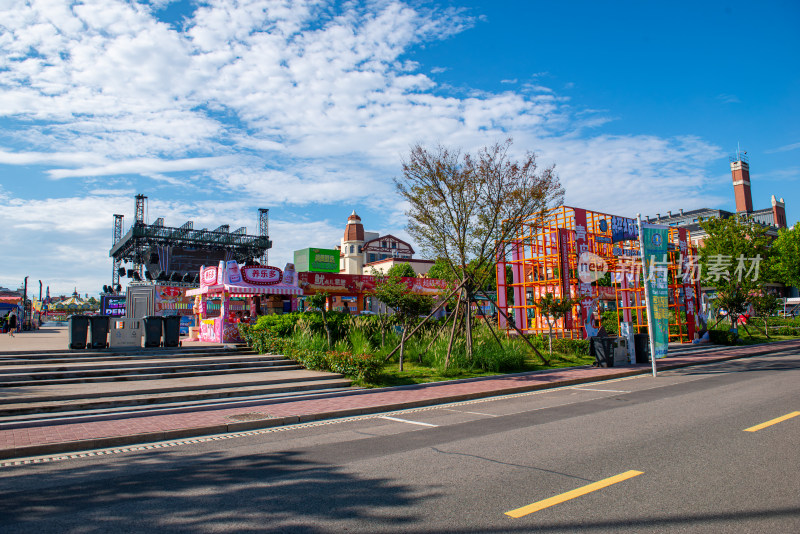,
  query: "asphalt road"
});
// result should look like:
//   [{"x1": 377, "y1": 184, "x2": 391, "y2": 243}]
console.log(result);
[{"x1": 1, "y1": 351, "x2": 798, "y2": 533}]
